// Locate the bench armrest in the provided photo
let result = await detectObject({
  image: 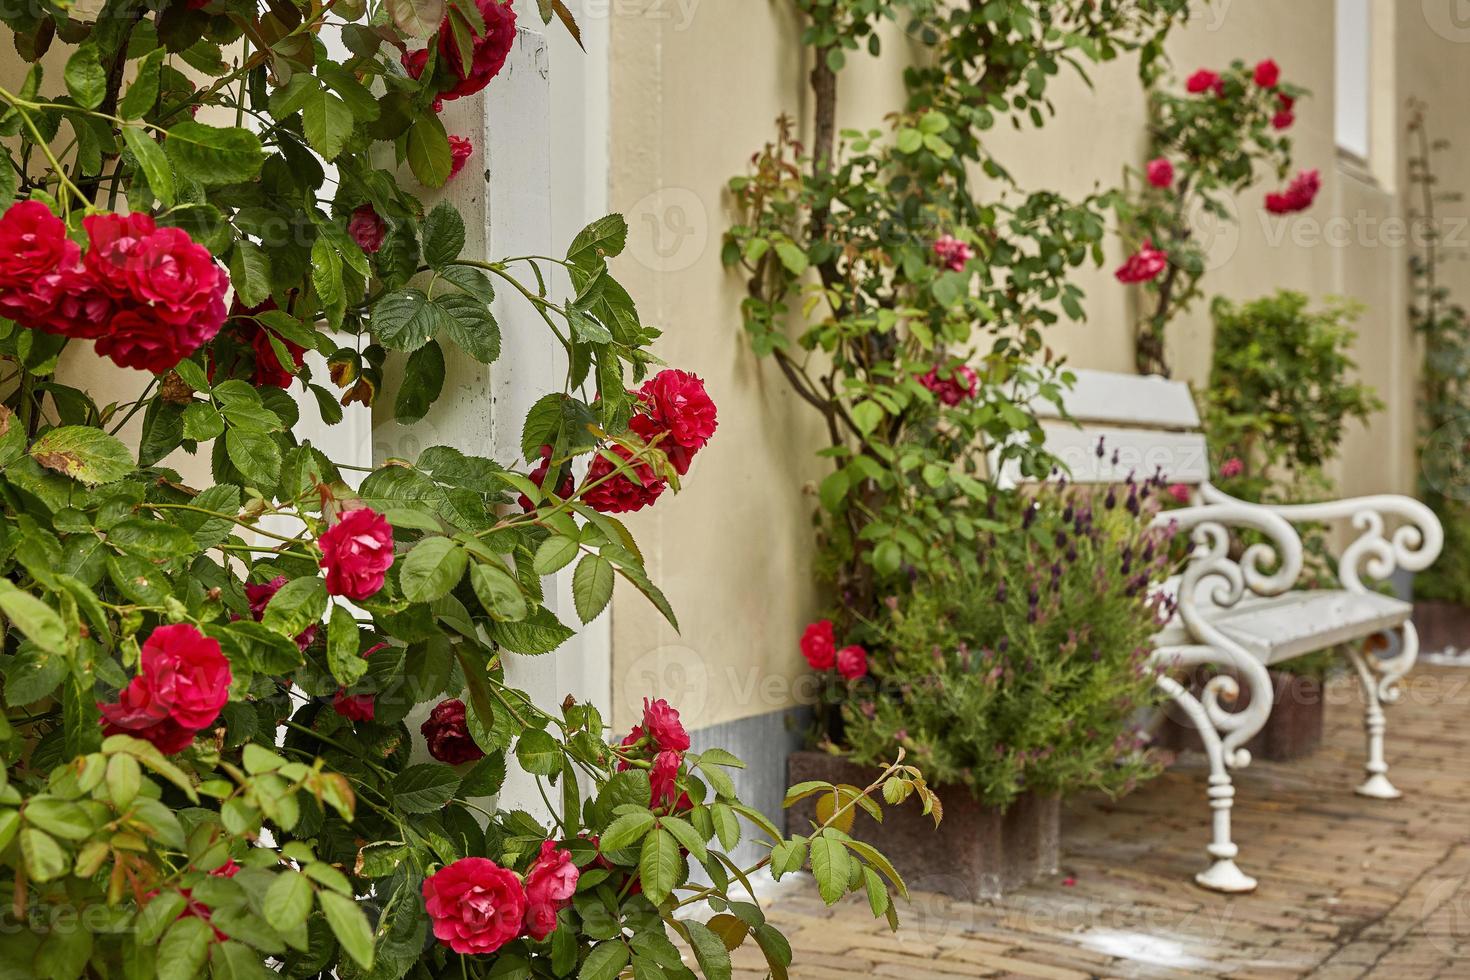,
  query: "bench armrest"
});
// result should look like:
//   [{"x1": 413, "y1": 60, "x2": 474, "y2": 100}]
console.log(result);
[{"x1": 1197, "y1": 484, "x2": 1443, "y2": 592}]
